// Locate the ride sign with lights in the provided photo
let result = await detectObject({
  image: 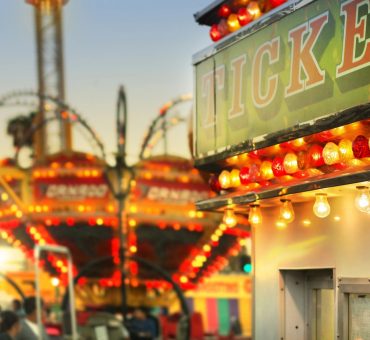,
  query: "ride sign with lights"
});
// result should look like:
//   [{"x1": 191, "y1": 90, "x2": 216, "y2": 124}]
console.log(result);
[{"x1": 194, "y1": 0, "x2": 370, "y2": 161}]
